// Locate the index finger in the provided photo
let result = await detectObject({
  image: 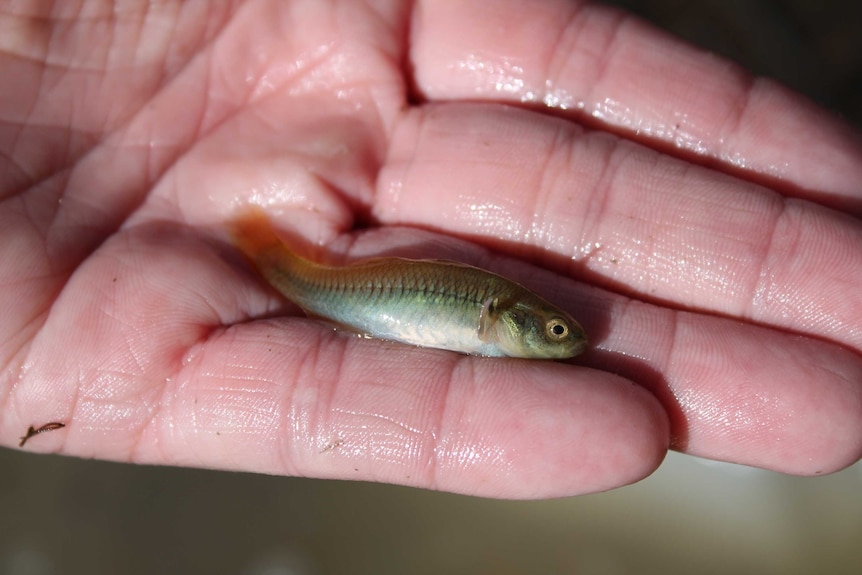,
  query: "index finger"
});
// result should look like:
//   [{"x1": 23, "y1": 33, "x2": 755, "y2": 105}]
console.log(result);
[{"x1": 411, "y1": 0, "x2": 862, "y2": 212}]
